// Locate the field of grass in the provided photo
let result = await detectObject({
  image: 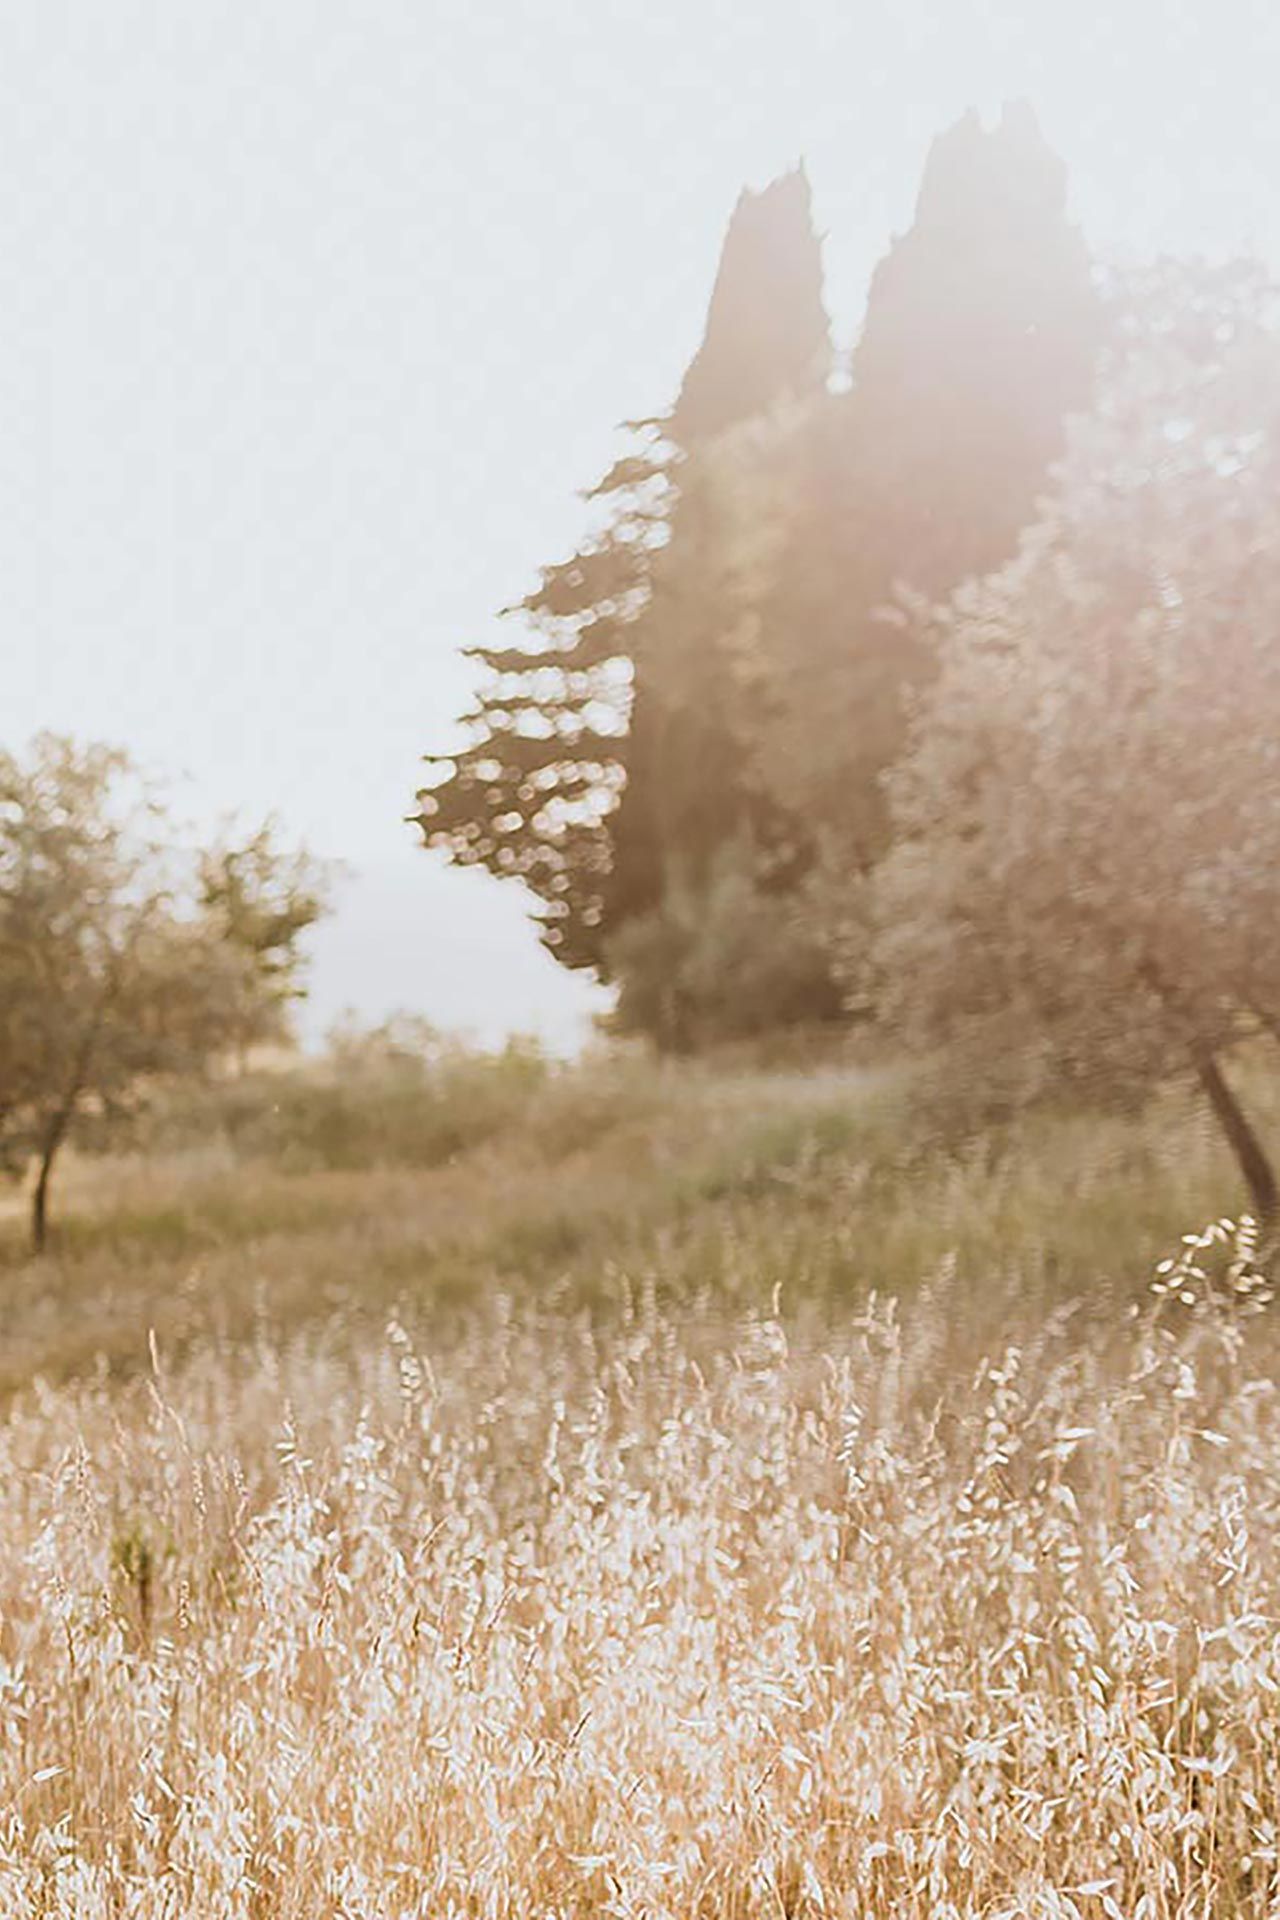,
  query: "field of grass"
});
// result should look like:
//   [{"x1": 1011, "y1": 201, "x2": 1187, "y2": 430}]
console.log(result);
[{"x1": 1, "y1": 1043, "x2": 1279, "y2": 1912}]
